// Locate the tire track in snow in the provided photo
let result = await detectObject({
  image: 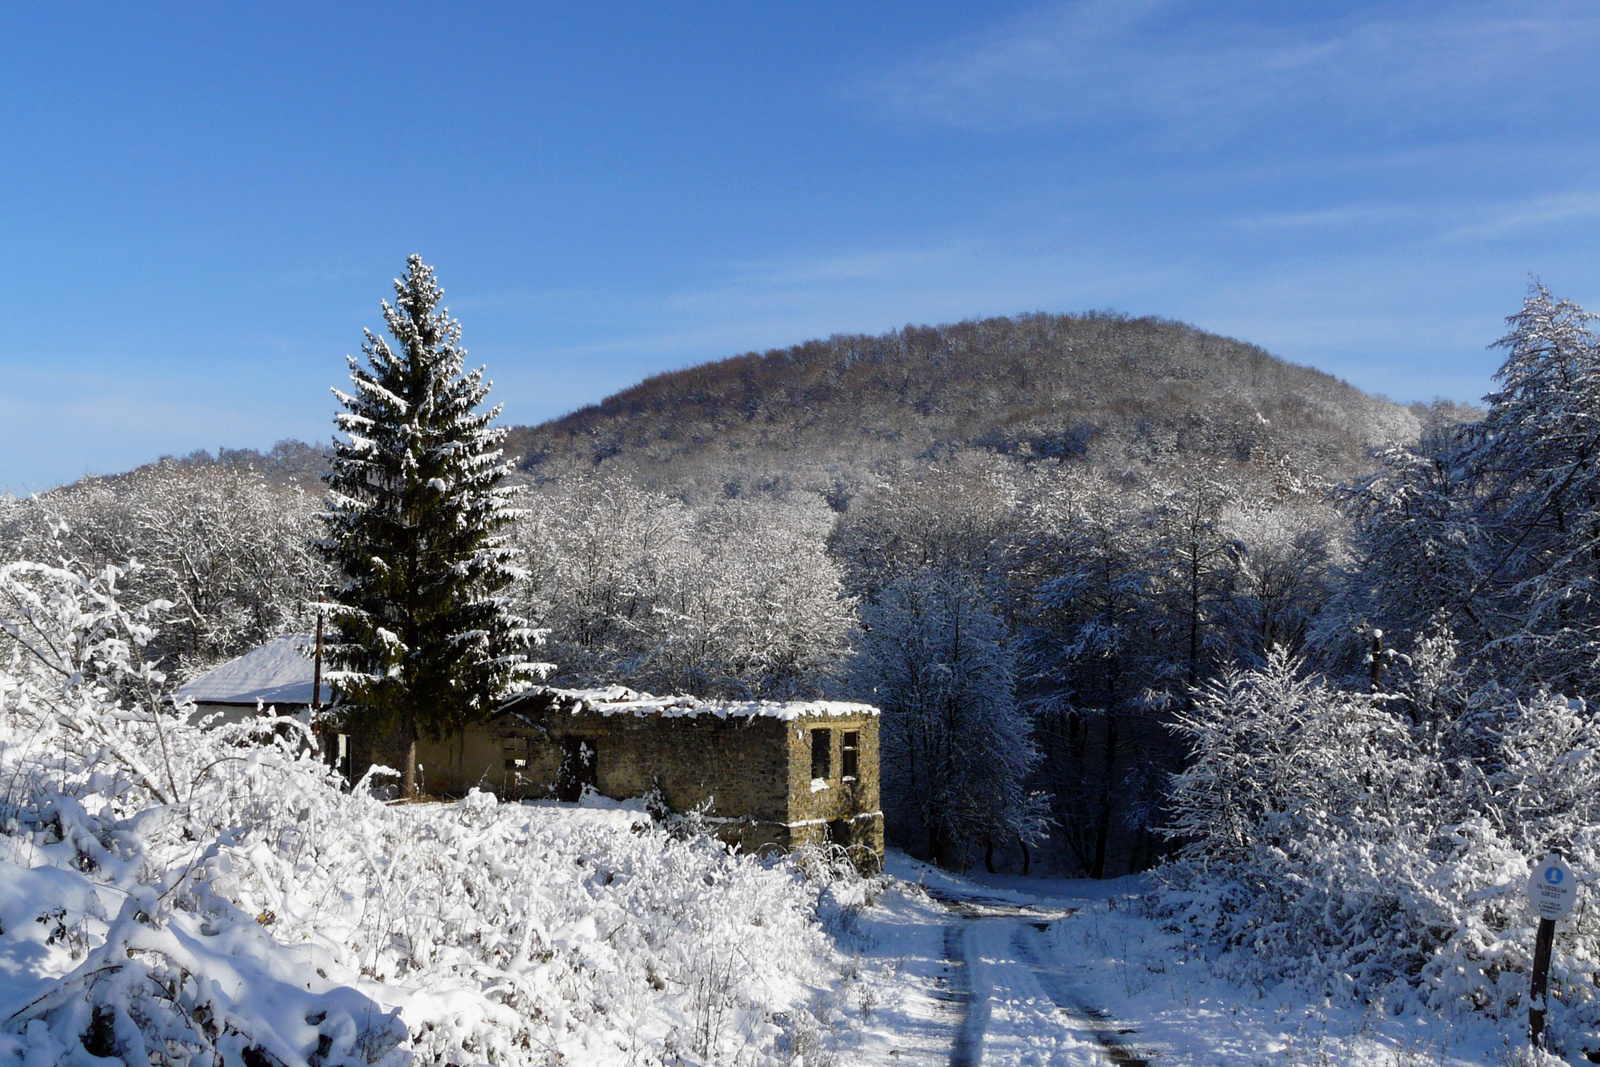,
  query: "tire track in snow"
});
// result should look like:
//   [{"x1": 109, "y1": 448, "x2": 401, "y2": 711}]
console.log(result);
[
  {"x1": 941, "y1": 922, "x2": 979, "y2": 1067},
  {"x1": 926, "y1": 886, "x2": 1154, "y2": 1067},
  {"x1": 1011, "y1": 921, "x2": 1153, "y2": 1067}
]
